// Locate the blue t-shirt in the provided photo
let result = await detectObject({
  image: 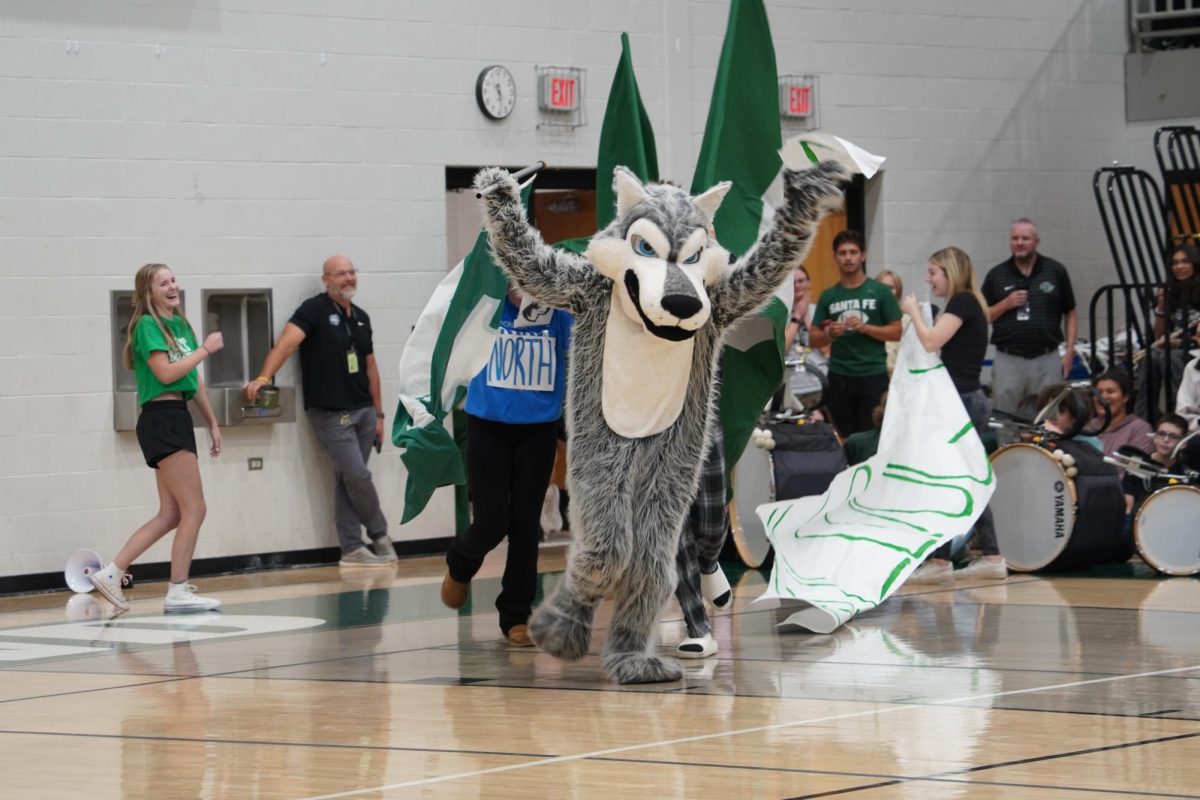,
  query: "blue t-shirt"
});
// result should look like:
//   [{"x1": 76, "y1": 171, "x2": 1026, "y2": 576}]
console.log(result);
[{"x1": 465, "y1": 297, "x2": 572, "y2": 424}]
